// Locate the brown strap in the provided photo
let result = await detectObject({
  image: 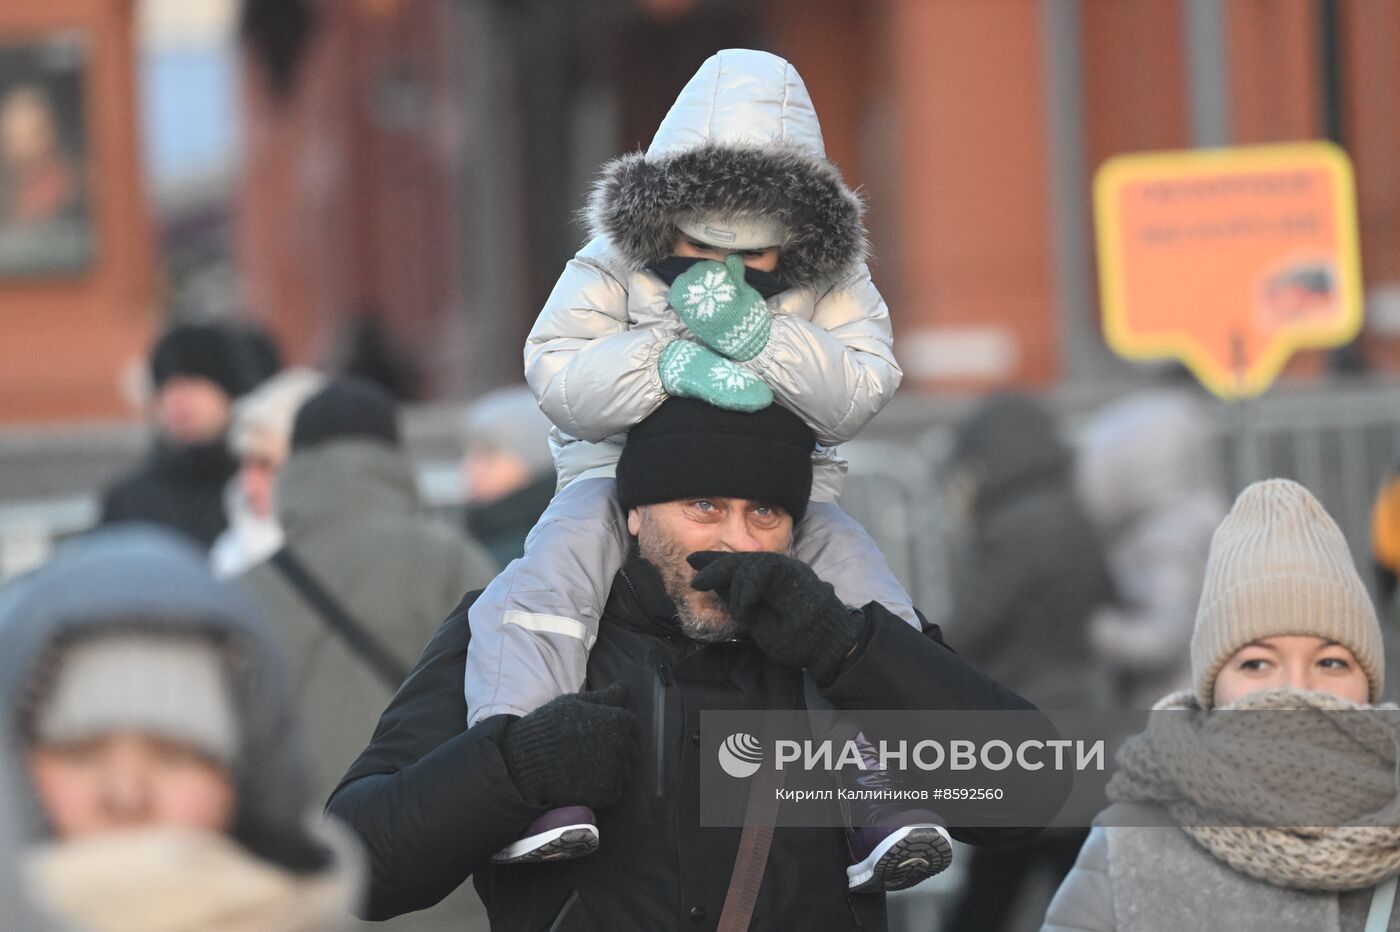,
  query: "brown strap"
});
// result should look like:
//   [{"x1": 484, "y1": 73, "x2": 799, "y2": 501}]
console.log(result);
[{"x1": 716, "y1": 662, "x2": 799, "y2": 932}]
